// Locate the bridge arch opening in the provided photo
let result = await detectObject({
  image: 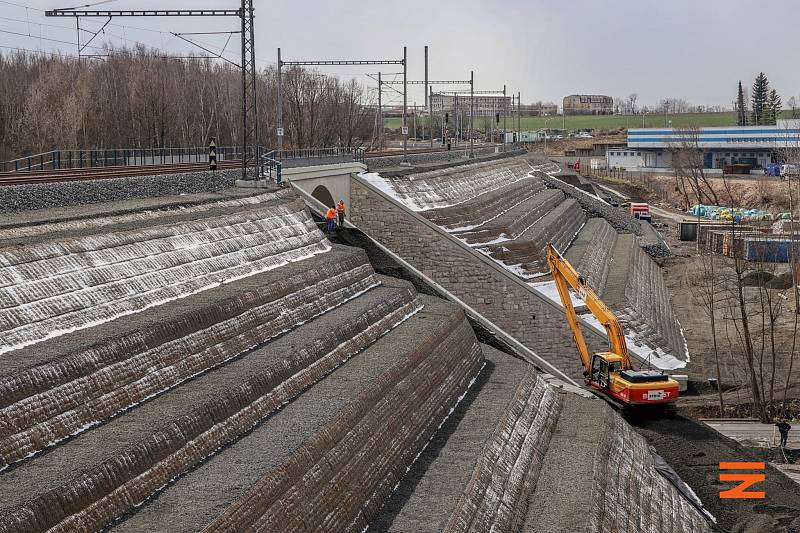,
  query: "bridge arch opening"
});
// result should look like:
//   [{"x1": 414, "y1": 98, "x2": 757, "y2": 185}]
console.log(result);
[{"x1": 311, "y1": 185, "x2": 335, "y2": 209}]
